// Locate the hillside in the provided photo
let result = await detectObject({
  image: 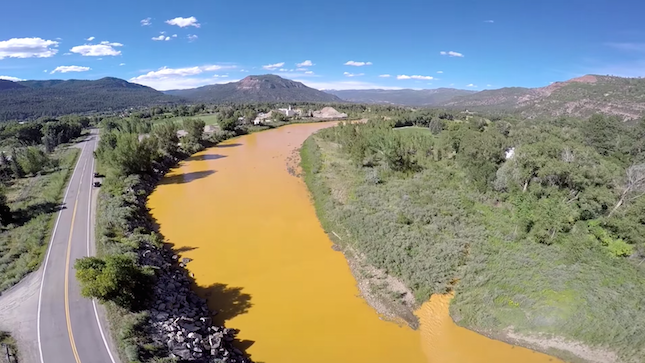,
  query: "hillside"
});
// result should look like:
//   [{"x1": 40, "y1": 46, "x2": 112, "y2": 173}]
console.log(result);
[
  {"x1": 0, "y1": 77, "x2": 181, "y2": 121},
  {"x1": 166, "y1": 75, "x2": 343, "y2": 103},
  {"x1": 327, "y1": 88, "x2": 476, "y2": 106},
  {"x1": 442, "y1": 75, "x2": 645, "y2": 119}
]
